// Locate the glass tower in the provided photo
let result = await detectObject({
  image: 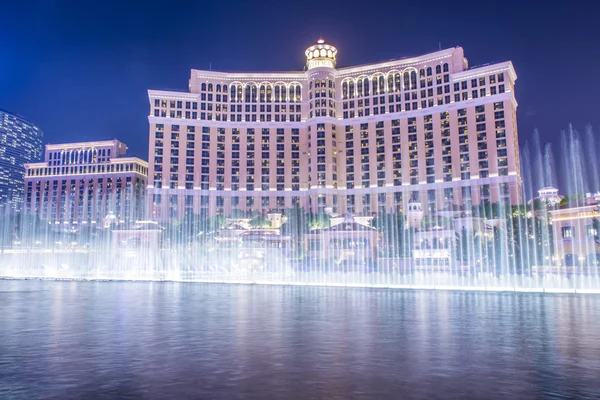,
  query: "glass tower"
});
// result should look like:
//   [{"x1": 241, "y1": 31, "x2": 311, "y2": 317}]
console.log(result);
[{"x1": 0, "y1": 109, "x2": 44, "y2": 212}]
